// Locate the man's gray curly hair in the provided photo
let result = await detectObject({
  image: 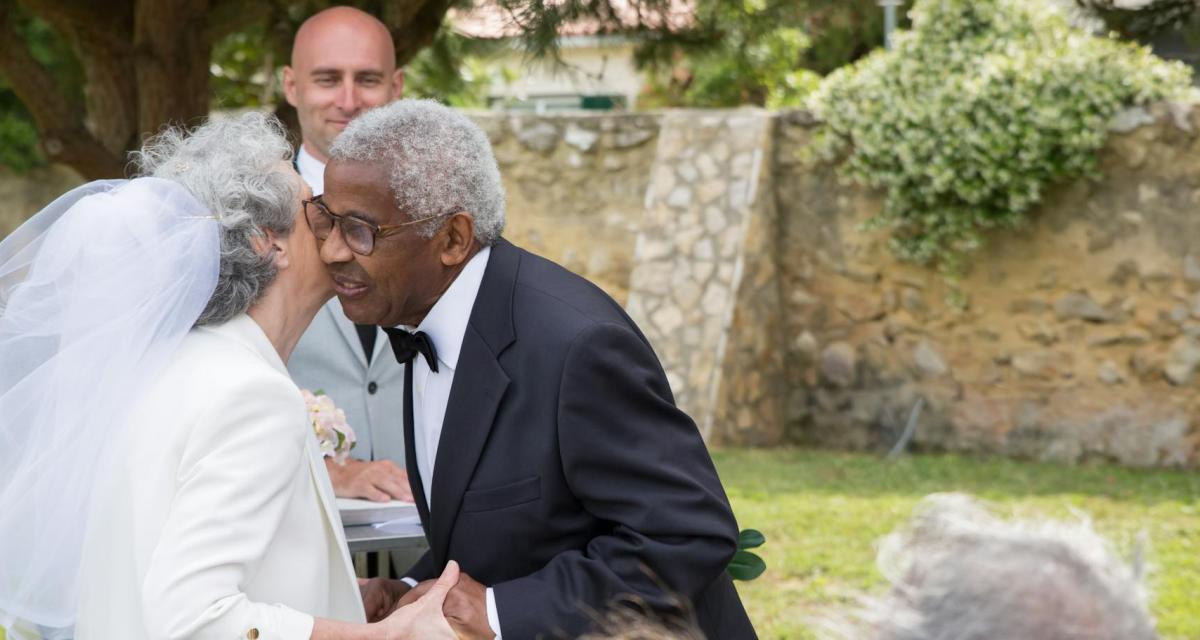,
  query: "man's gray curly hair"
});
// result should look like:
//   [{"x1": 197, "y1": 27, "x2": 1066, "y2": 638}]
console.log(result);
[
  {"x1": 820, "y1": 493, "x2": 1157, "y2": 640},
  {"x1": 328, "y1": 99, "x2": 505, "y2": 245},
  {"x1": 132, "y1": 112, "x2": 300, "y2": 326}
]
